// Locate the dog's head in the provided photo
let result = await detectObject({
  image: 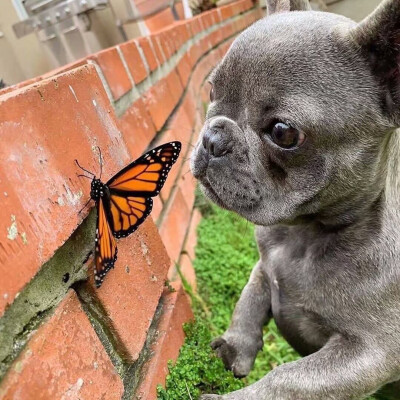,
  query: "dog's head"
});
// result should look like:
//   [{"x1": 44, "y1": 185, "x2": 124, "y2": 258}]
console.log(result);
[{"x1": 191, "y1": 0, "x2": 400, "y2": 226}]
